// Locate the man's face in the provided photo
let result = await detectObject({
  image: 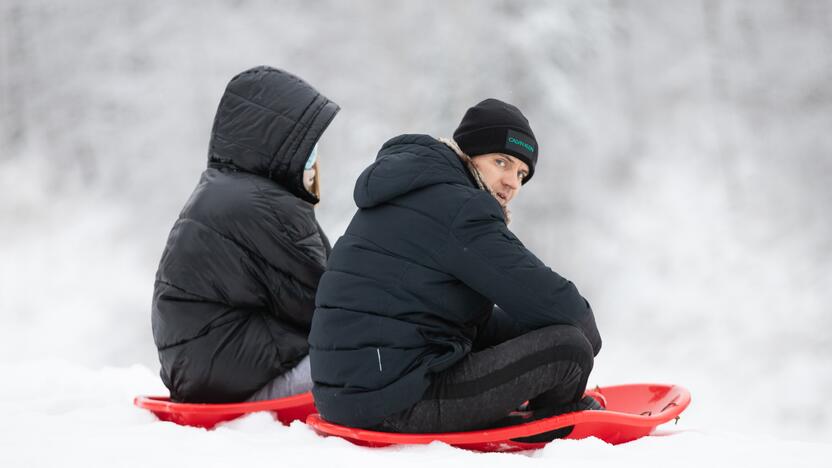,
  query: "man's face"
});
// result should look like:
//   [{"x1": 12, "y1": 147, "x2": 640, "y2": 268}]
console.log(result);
[{"x1": 471, "y1": 153, "x2": 529, "y2": 208}]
